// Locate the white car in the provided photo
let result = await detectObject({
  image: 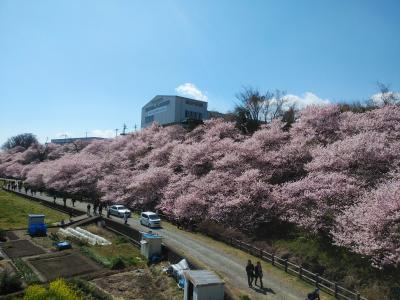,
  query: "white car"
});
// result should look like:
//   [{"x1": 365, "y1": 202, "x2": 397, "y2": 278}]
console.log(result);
[
  {"x1": 140, "y1": 211, "x2": 161, "y2": 228},
  {"x1": 108, "y1": 205, "x2": 131, "y2": 218}
]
